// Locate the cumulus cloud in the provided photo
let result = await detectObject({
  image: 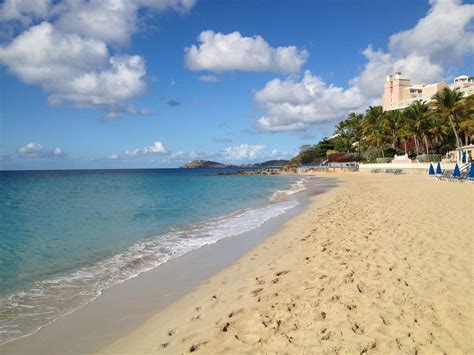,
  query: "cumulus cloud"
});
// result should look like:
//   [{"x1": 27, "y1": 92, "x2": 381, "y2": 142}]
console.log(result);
[
  {"x1": 254, "y1": 71, "x2": 366, "y2": 132},
  {"x1": 389, "y1": 0, "x2": 474, "y2": 66},
  {"x1": 0, "y1": 0, "x2": 55, "y2": 25},
  {"x1": 17, "y1": 142, "x2": 65, "y2": 158},
  {"x1": 109, "y1": 142, "x2": 290, "y2": 165},
  {"x1": 221, "y1": 144, "x2": 266, "y2": 161},
  {"x1": 255, "y1": 0, "x2": 474, "y2": 133},
  {"x1": 125, "y1": 140, "x2": 166, "y2": 157},
  {"x1": 0, "y1": 23, "x2": 148, "y2": 115},
  {"x1": 0, "y1": 0, "x2": 196, "y2": 117},
  {"x1": 185, "y1": 31, "x2": 308, "y2": 74}
]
